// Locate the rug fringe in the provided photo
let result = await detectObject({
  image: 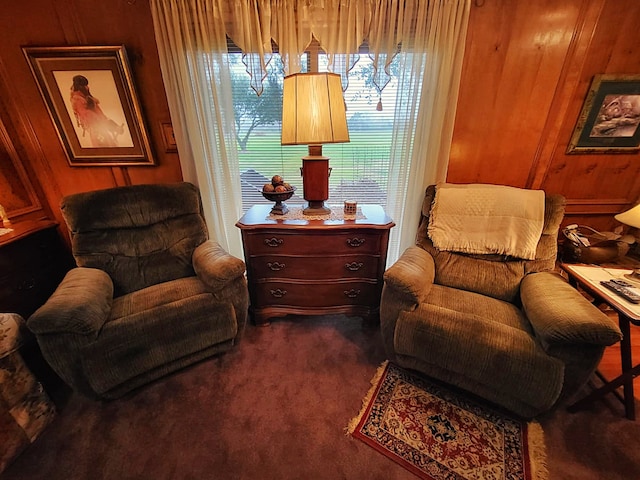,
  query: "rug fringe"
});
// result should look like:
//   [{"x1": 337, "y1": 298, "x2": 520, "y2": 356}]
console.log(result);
[
  {"x1": 345, "y1": 360, "x2": 389, "y2": 435},
  {"x1": 527, "y1": 420, "x2": 549, "y2": 480}
]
